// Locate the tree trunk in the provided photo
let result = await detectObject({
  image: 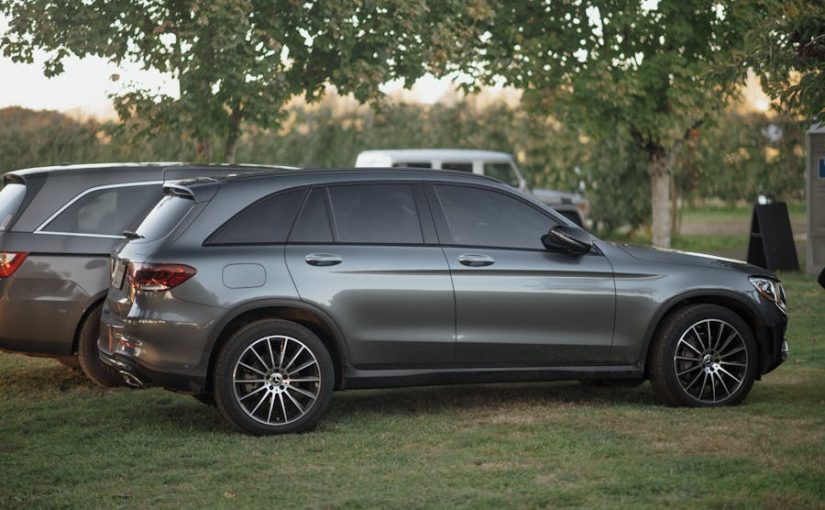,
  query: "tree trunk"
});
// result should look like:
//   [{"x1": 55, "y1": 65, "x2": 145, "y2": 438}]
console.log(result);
[
  {"x1": 670, "y1": 171, "x2": 680, "y2": 238},
  {"x1": 223, "y1": 103, "x2": 243, "y2": 164},
  {"x1": 194, "y1": 137, "x2": 212, "y2": 162},
  {"x1": 649, "y1": 153, "x2": 672, "y2": 248}
]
